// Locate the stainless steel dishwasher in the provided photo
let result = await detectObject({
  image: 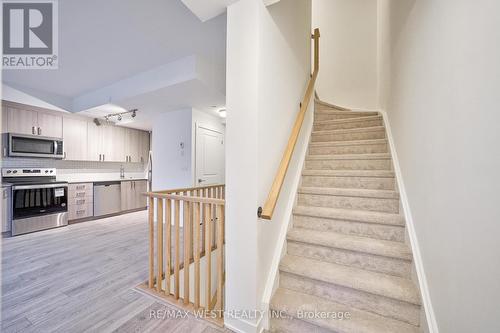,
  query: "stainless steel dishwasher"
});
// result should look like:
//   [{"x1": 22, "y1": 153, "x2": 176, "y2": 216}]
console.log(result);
[{"x1": 94, "y1": 181, "x2": 121, "y2": 217}]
